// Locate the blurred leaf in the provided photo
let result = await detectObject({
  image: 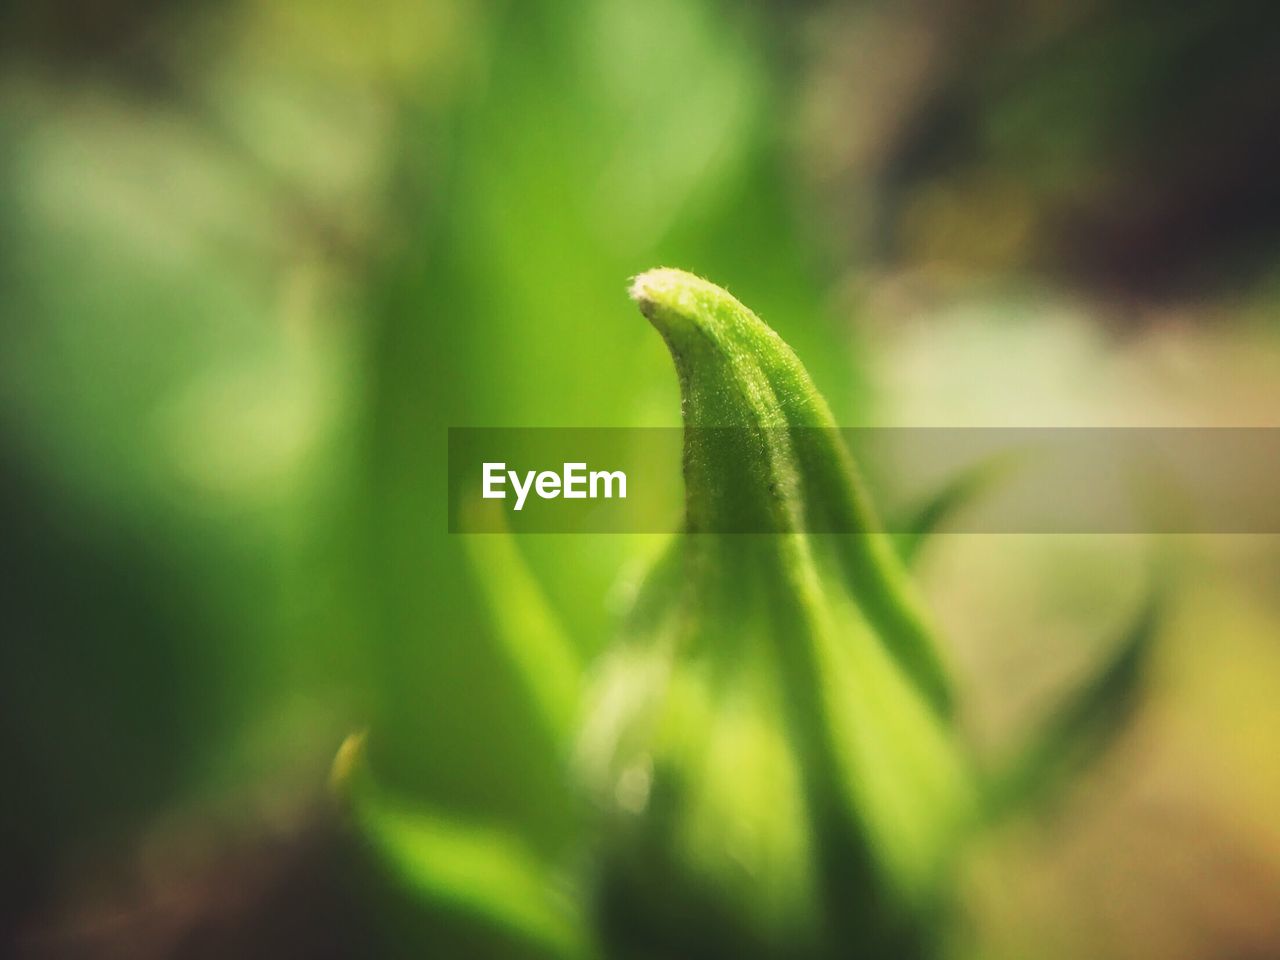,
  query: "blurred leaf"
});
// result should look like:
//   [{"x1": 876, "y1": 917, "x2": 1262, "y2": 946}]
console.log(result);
[
  {"x1": 893, "y1": 454, "x2": 1020, "y2": 566},
  {"x1": 0, "y1": 68, "x2": 368, "y2": 868},
  {"x1": 462, "y1": 502, "x2": 583, "y2": 746},
  {"x1": 360, "y1": 0, "x2": 856, "y2": 835},
  {"x1": 337, "y1": 734, "x2": 593, "y2": 960},
  {"x1": 985, "y1": 582, "x2": 1165, "y2": 819}
]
